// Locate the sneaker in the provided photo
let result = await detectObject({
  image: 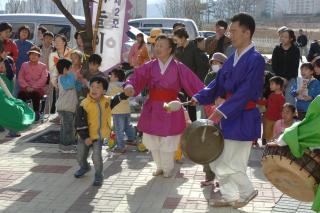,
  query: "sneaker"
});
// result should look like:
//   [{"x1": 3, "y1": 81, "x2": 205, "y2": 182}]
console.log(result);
[
  {"x1": 233, "y1": 190, "x2": 258, "y2": 208},
  {"x1": 74, "y1": 166, "x2": 91, "y2": 178},
  {"x1": 93, "y1": 175, "x2": 103, "y2": 186}
]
